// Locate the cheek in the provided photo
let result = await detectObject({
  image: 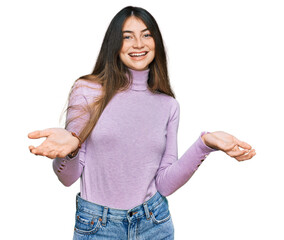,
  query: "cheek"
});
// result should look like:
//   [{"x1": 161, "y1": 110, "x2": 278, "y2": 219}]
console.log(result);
[
  {"x1": 120, "y1": 42, "x2": 130, "y2": 54},
  {"x1": 119, "y1": 46, "x2": 128, "y2": 62},
  {"x1": 149, "y1": 41, "x2": 155, "y2": 59},
  {"x1": 119, "y1": 53, "x2": 127, "y2": 65},
  {"x1": 149, "y1": 51, "x2": 155, "y2": 62},
  {"x1": 150, "y1": 40, "x2": 155, "y2": 50}
]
